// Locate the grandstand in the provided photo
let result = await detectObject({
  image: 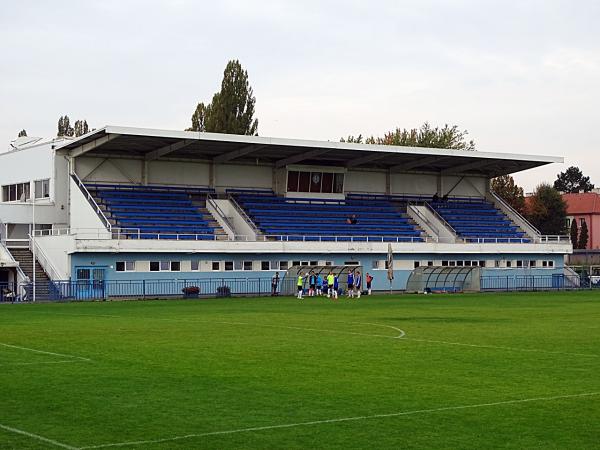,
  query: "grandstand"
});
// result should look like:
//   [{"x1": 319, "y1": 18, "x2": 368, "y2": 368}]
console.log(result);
[{"x1": 0, "y1": 126, "x2": 572, "y2": 300}]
